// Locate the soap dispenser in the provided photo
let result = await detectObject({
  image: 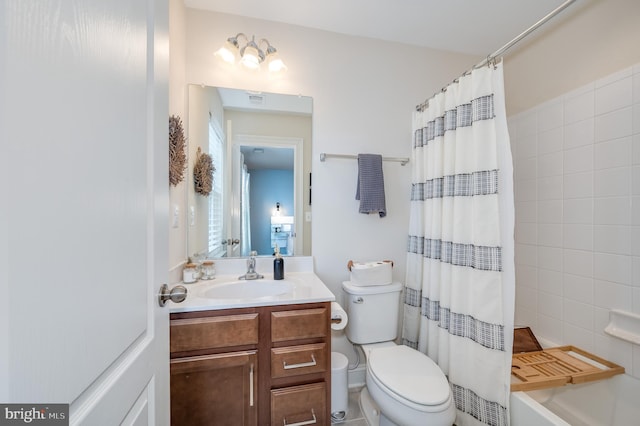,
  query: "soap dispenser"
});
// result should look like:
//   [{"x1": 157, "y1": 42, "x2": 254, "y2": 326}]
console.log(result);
[{"x1": 273, "y1": 244, "x2": 284, "y2": 280}]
